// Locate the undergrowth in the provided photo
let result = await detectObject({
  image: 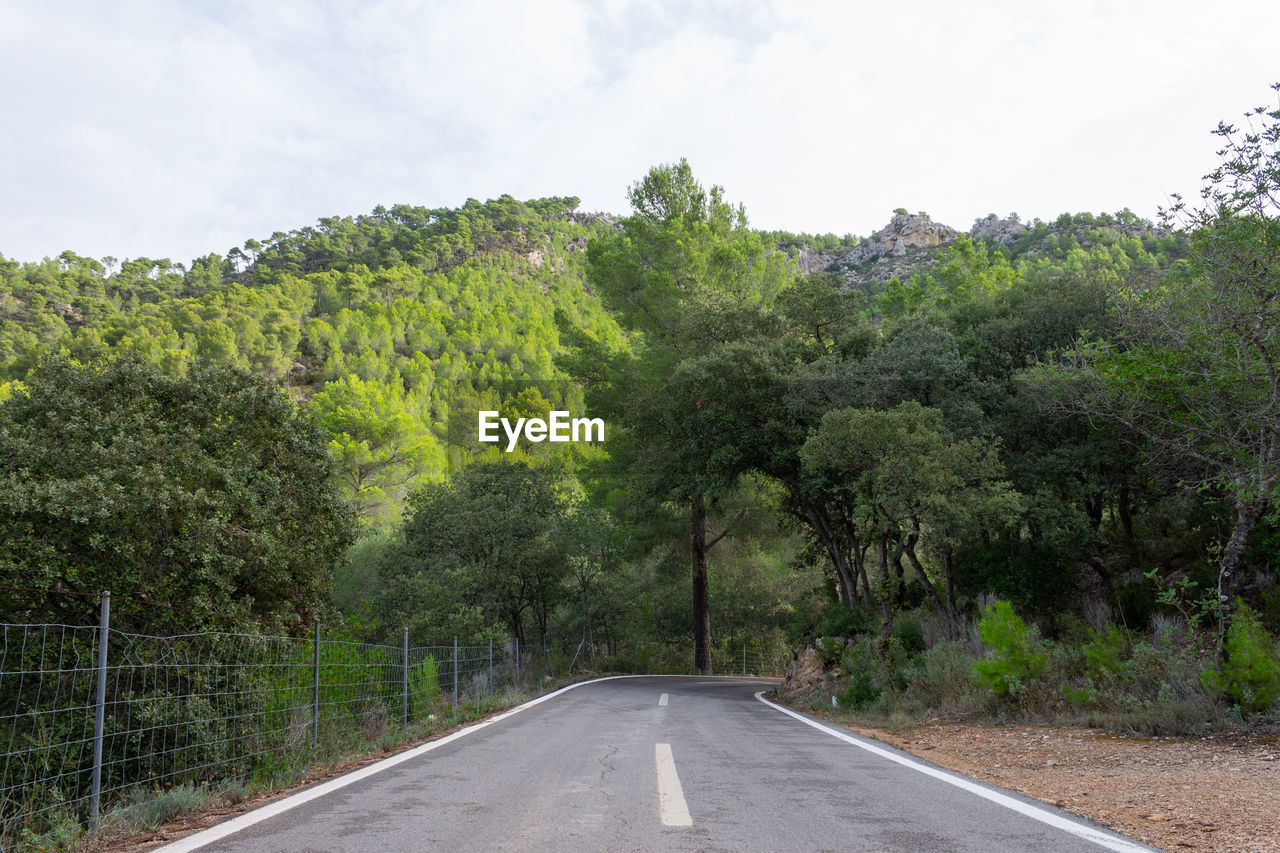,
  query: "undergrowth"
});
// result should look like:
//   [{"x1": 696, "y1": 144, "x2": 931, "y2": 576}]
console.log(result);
[{"x1": 801, "y1": 600, "x2": 1276, "y2": 736}]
